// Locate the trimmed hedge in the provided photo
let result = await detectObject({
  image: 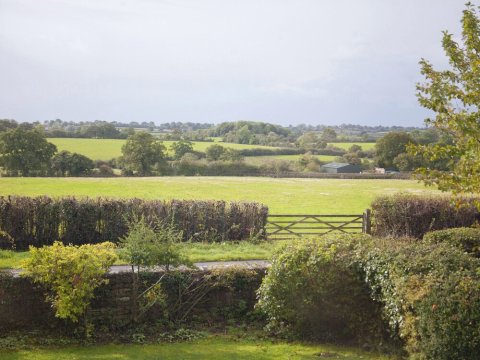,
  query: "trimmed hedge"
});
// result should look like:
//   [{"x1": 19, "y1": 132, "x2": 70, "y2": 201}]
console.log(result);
[
  {"x1": 371, "y1": 194, "x2": 480, "y2": 238},
  {"x1": 423, "y1": 227, "x2": 480, "y2": 257},
  {"x1": 0, "y1": 196, "x2": 268, "y2": 250},
  {"x1": 257, "y1": 234, "x2": 391, "y2": 346},
  {"x1": 356, "y1": 237, "x2": 480, "y2": 359}
]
